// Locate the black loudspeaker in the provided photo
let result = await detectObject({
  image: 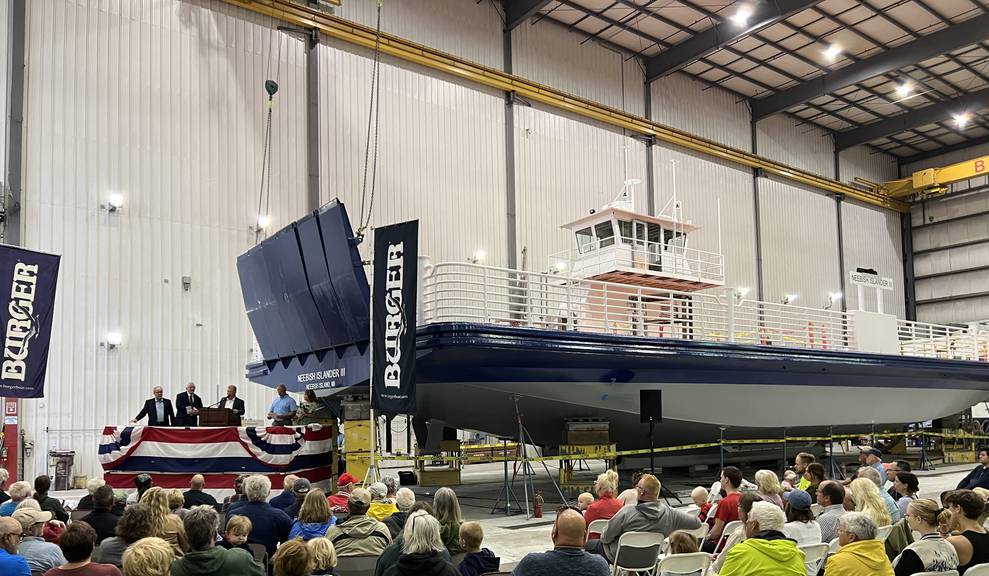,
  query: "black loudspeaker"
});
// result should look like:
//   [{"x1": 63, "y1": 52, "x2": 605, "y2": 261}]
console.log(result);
[{"x1": 640, "y1": 389, "x2": 662, "y2": 423}]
